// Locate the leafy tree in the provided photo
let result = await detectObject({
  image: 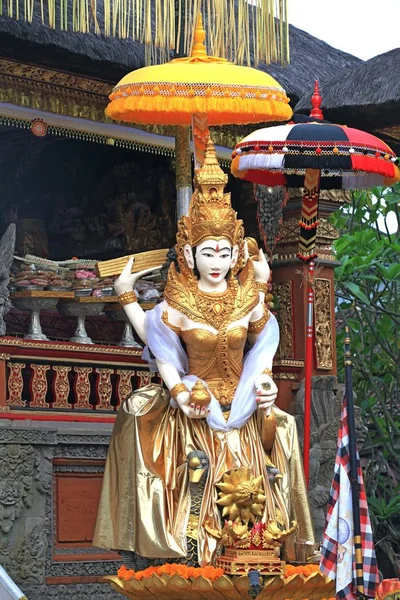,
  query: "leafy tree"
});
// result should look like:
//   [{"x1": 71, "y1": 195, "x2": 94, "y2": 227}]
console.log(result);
[{"x1": 331, "y1": 182, "x2": 400, "y2": 577}]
